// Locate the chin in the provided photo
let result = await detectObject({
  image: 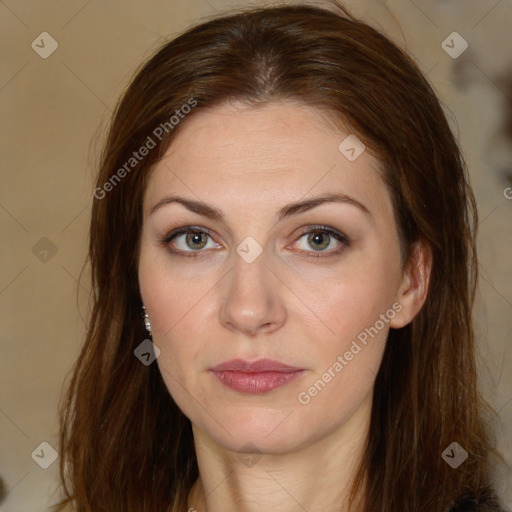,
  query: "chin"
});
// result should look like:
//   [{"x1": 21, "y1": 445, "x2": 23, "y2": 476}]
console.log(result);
[{"x1": 191, "y1": 405, "x2": 319, "y2": 456}]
